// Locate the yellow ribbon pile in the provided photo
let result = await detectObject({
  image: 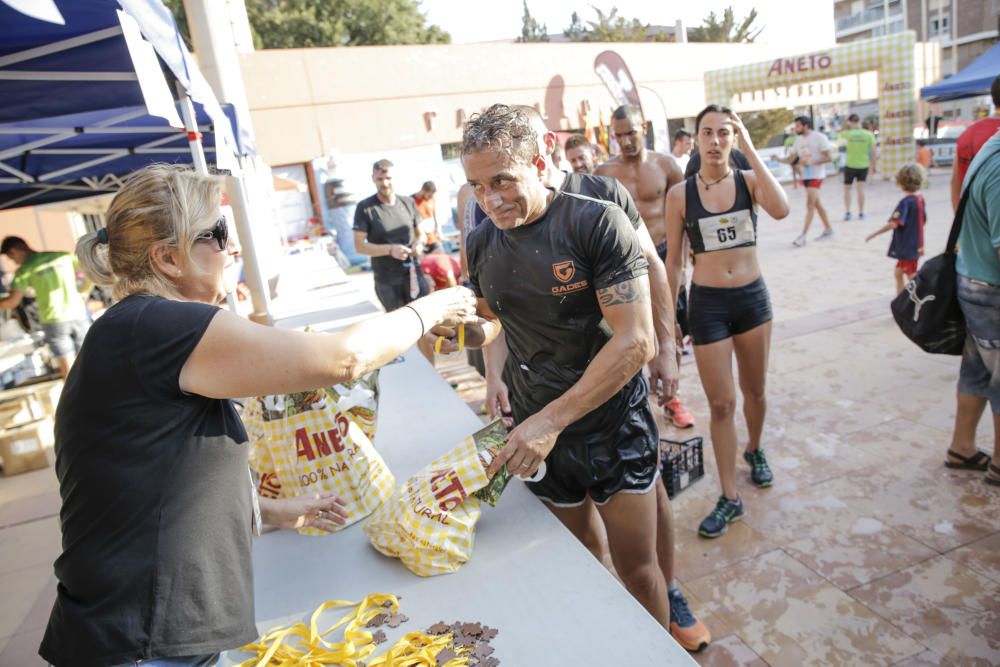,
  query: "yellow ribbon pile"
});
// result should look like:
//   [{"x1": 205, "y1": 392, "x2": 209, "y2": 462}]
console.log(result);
[
  {"x1": 434, "y1": 323, "x2": 465, "y2": 355},
  {"x1": 238, "y1": 593, "x2": 470, "y2": 667}
]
